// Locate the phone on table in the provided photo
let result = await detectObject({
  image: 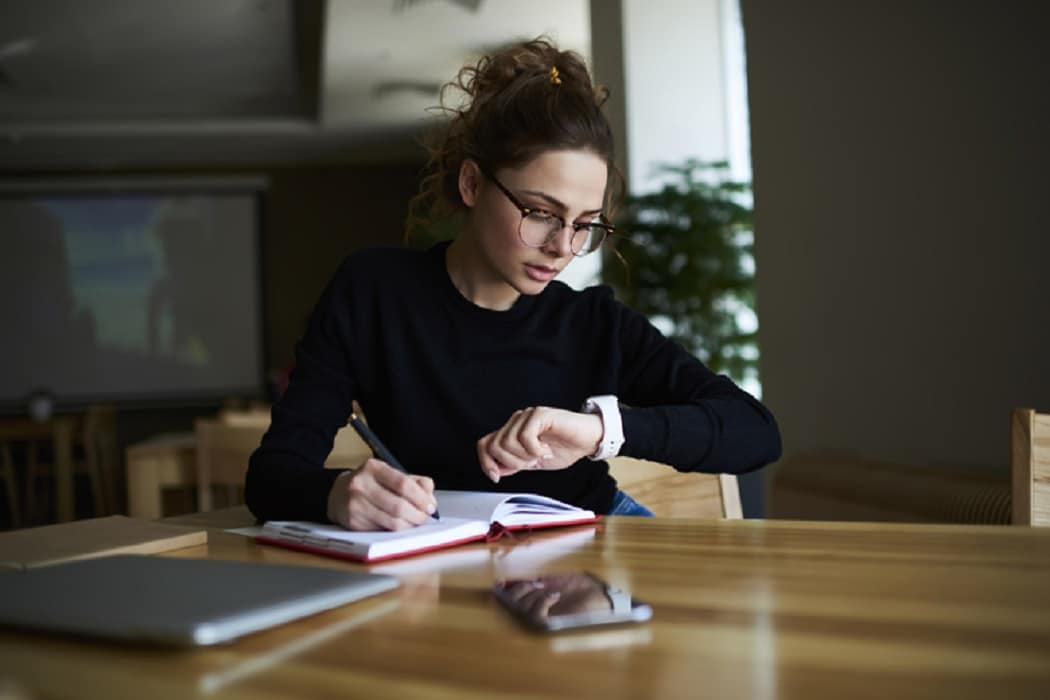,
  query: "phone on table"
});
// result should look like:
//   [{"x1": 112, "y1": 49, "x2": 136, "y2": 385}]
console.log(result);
[{"x1": 493, "y1": 572, "x2": 652, "y2": 632}]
